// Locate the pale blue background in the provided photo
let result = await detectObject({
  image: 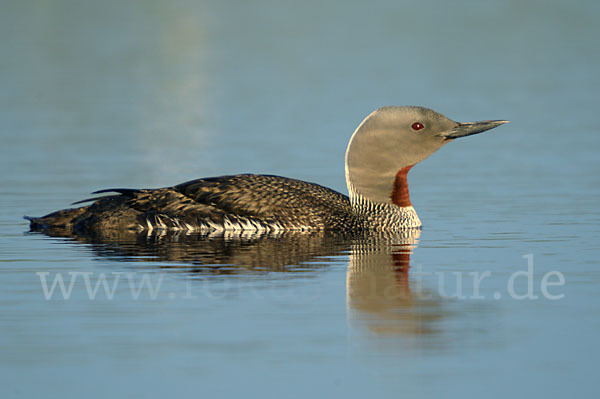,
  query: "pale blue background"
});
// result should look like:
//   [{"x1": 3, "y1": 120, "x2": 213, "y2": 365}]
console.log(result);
[{"x1": 1, "y1": 0, "x2": 599, "y2": 398}]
